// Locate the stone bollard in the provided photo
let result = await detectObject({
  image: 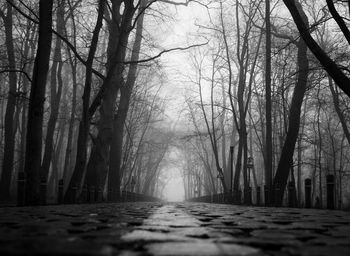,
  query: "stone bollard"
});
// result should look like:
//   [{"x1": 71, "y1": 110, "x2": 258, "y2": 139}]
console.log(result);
[
  {"x1": 305, "y1": 179, "x2": 312, "y2": 208},
  {"x1": 264, "y1": 185, "x2": 269, "y2": 206},
  {"x1": 71, "y1": 185, "x2": 77, "y2": 203},
  {"x1": 40, "y1": 178, "x2": 47, "y2": 205},
  {"x1": 273, "y1": 184, "x2": 280, "y2": 207},
  {"x1": 237, "y1": 189, "x2": 242, "y2": 205},
  {"x1": 81, "y1": 184, "x2": 88, "y2": 203},
  {"x1": 58, "y1": 179, "x2": 64, "y2": 204},
  {"x1": 243, "y1": 189, "x2": 248, "y2": 205},
  {"x1": 97, "y1": 186, "x2": 102, "y2": 202},
  {"x1": 256, "y1": 186, "x2": 261, "y2": 206},
  {"x1": 17, "y1": 172, "x2": 25, "y2": 206},
  {"x1": 248, "y1": 187, "x2": 252, "y2": 205},
  {"x1": 326, "y1": 174, "x2": 335, "y2": 209},
  {"x1": 288, "y1": 181, "x2": 296, "y2": 208},
  {"x1": 89, "y1": 186, "x2": 95, "y2": 203}
]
